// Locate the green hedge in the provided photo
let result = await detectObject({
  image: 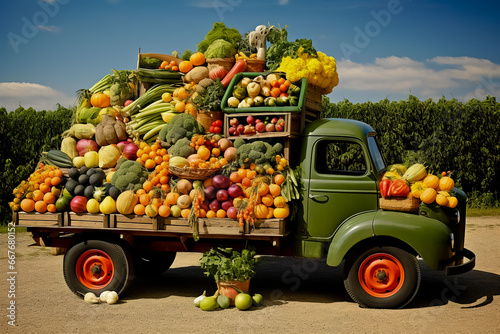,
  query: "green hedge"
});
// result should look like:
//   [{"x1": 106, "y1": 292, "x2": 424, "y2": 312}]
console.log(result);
[
  {"x1": 0, "y1": 105, "x2": 73, "y2": 225},
  {"x1": 322, "y1": 95, "x2": 500, "y2": 201}
]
